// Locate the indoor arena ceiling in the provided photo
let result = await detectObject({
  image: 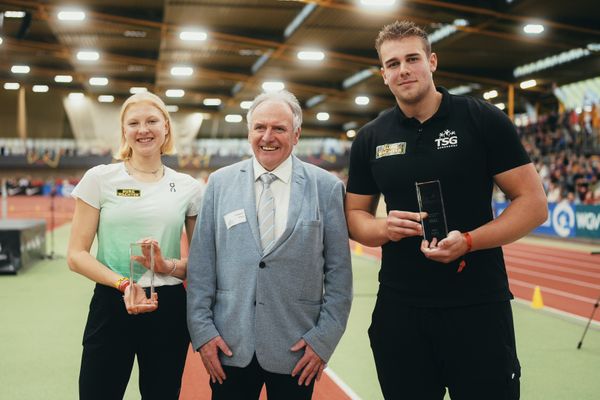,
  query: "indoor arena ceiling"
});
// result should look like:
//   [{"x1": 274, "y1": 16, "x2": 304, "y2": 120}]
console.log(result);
[{"x1": 0, "y1": 0, "x2": 598, "y2": 138}]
